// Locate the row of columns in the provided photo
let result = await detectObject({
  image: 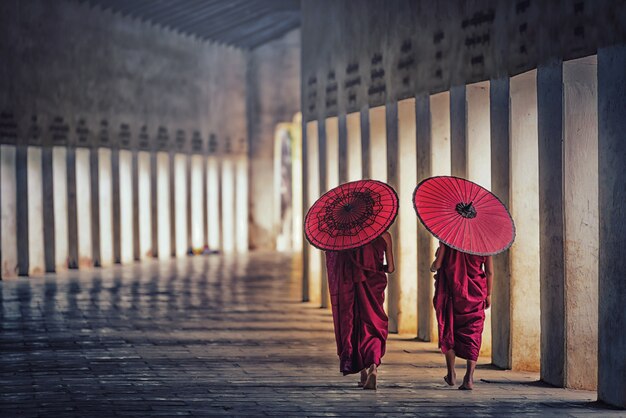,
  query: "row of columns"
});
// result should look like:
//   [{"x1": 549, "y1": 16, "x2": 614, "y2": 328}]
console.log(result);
[
  {"x1": 1, "y1": 145, "x2": 249, "y2": 278},
  {"x1": 300, "y1": 47, "x2": 625, "y2": 408}
]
